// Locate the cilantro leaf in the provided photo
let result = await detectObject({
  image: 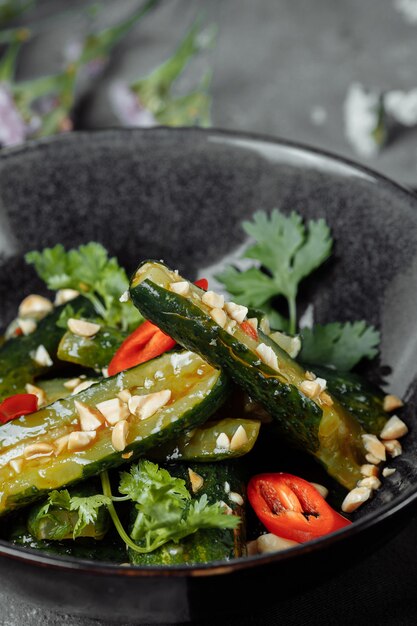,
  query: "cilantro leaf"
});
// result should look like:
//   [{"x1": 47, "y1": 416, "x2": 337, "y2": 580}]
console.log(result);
[
  {"x1": 69, "y1": 494, "x2": 111, "y2": 539},
  {"x1": 25, "y1": 242, "x2": 142, "y2": 331},
  {"x1": 299, "y1": 321, "x2": 381, "y2": 371},
  {"x1": 119, "y1": 460, "x2": 239, "y2": 552},
  {"x1": 216, "y1": 210, "x2": 333, "y2": 333}
]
